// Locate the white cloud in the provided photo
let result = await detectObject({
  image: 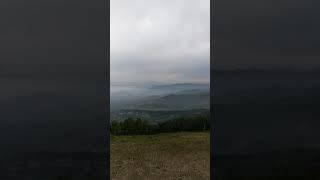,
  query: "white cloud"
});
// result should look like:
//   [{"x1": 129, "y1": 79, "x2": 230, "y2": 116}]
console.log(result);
[{"x1": 111, "y1": 0, "x2": 210, "y2": 84}]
